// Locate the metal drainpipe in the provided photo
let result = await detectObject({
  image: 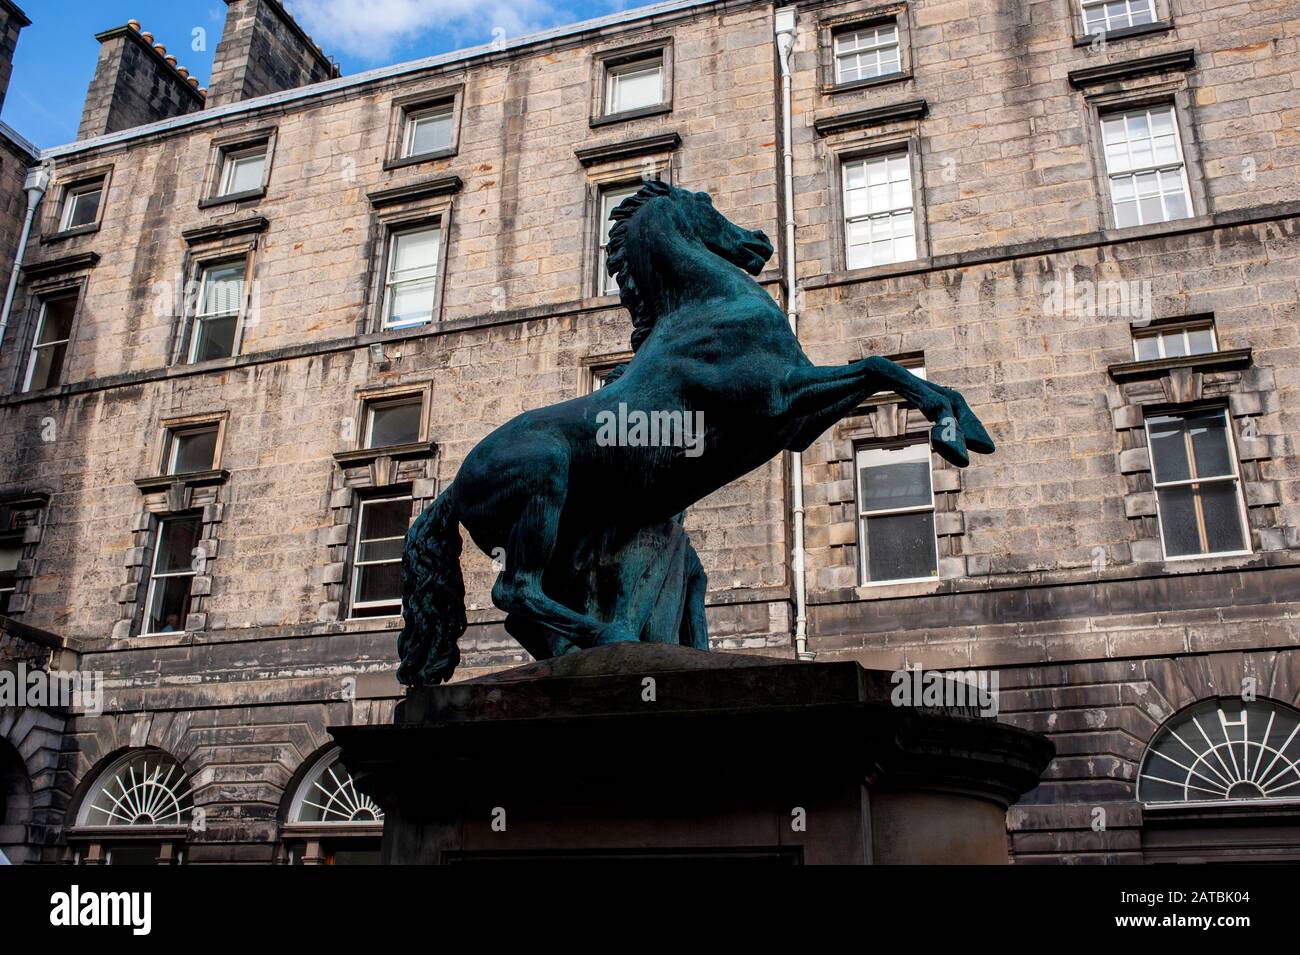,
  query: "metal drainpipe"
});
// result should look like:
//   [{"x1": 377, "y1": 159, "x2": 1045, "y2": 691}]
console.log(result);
[
  {"x1": 0, "y1": 165, "x2": 50, "y2": 349},
  {"x1": 775, "y1": 7, "x2": 814, "y2": 661}
]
